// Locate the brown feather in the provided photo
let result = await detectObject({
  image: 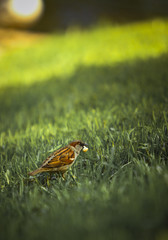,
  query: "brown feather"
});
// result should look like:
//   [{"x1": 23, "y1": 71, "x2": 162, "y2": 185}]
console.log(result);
[
  {"x1": 41, "y1": 146, "x2": 74, "y2": 169},
  {"x1": 28, "y1": 168, "x2": 44, "y2": 176},
  {"x1": 28, "y1": 140, "x2": 87, "y2": 176}
]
